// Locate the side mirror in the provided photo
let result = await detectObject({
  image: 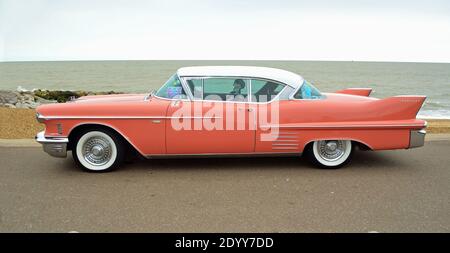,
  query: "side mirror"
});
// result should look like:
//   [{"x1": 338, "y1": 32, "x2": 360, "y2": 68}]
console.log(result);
[{"x1": 145, "y1": 90, "x2": 156, "y2": 101}]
